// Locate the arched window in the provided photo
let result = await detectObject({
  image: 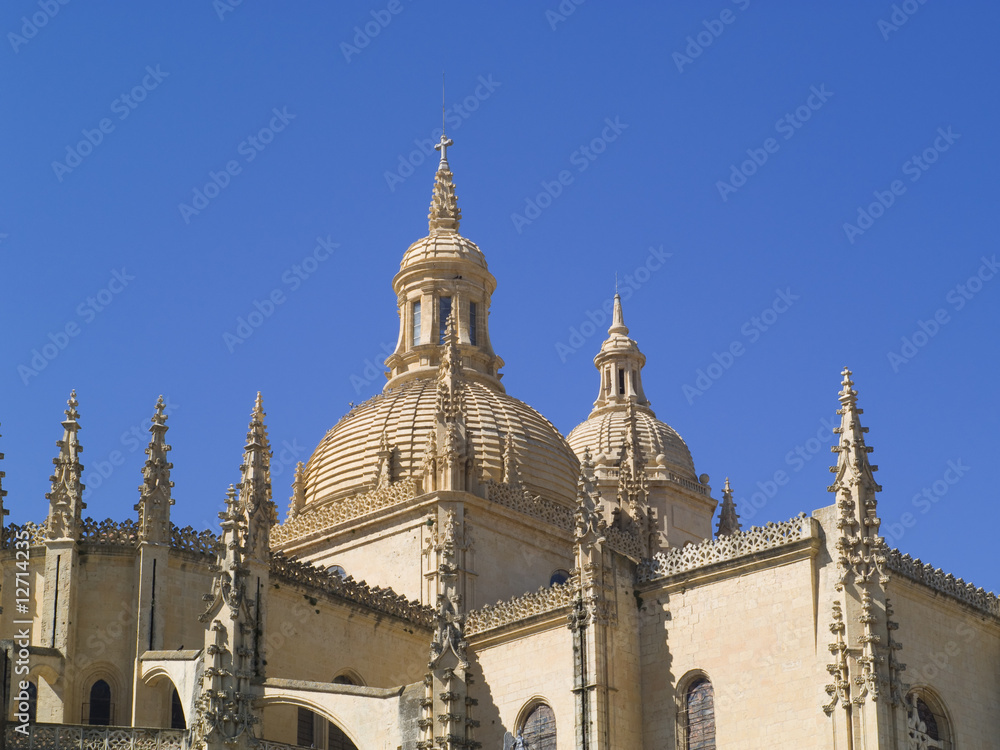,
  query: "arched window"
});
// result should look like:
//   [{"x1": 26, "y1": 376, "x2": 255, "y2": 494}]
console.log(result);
[
  {"x1": 333, "y1": 674, "x2": 356, "y2": 685},
  {"x1": 520, "y1": 703, "x2": 556, "y2": 750},
  {"x1": 679, "y1": 675, "x2": 715, "y2": 749},
  {"x1": 549, "y1": 569, "x2": 570, "y2": 586},
  {"x1": 170, "y1": 687, "x2": 186, "y2": 729},
  {"x1": 906, "y1": 690, "x2": 951, "y2": 749},
  {"x1": 87, "y1": 680, "x2": 113, "y2": 725},
  {"x1": 297, "y1": 707, "x2": 359, "y2": 750}
]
